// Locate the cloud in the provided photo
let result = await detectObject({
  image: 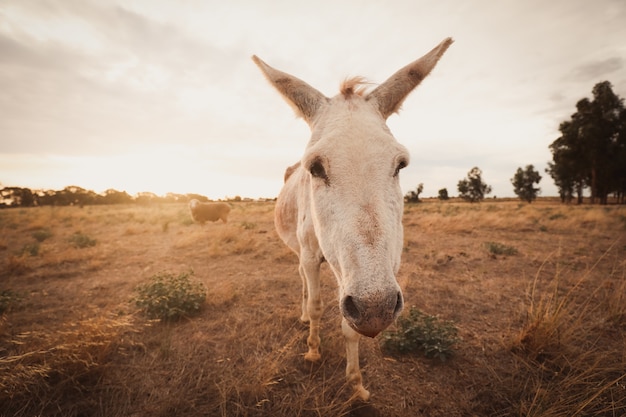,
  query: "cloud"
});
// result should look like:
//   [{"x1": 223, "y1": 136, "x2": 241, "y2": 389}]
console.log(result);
[
  {"x1": 1, "y1": 0, "x2": 625, "y2": 199},
  {"x1": 572, "y1": 57, "x2": 624, "y2": 82},
  {"x1": 0, "y1": 1, "x2": 255, "y2": 157}
]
